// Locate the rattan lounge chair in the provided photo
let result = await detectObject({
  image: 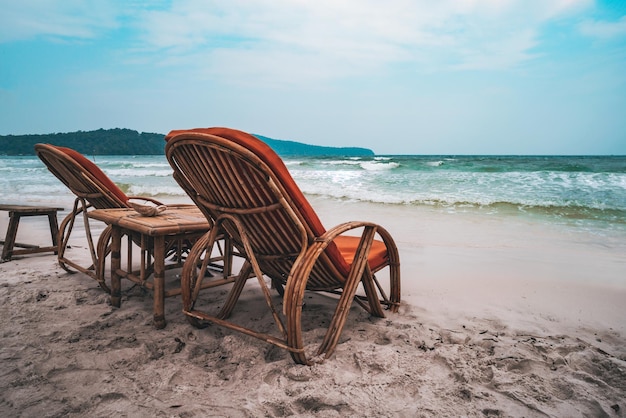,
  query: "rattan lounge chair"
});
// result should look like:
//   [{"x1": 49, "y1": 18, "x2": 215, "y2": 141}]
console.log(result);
[
  {"x1": 165, "y1": 127, "x2": 401, "y2": 364},
  {"x1": 34, "y1": 143, "x2": 231, "y2": 293}
]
